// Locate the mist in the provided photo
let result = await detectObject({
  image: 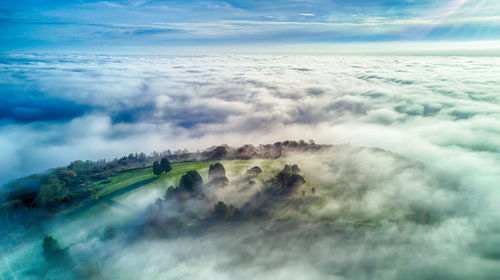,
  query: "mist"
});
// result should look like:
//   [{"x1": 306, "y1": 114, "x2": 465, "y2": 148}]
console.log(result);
[
  {"x1": 1, "y1": 53, "x2": 499, "y2": 279},
  {"x1": 1, "y1": 54, "x2": 499, "y2": 195},
  {"x1": 5, "y1": 146, "x2": 497, "y2": 279}
]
